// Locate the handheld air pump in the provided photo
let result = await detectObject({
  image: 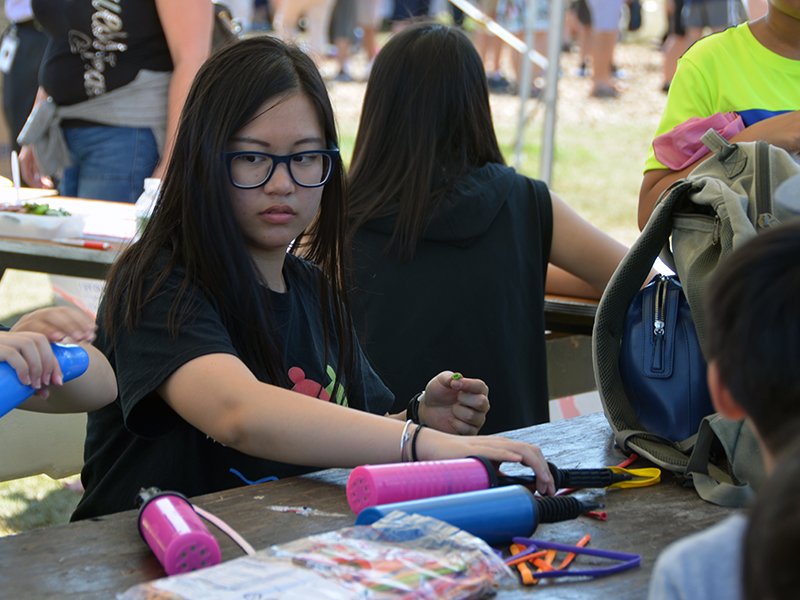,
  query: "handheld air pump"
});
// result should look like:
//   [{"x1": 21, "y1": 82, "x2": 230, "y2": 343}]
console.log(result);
[
  {"x1": 0, "y1": 343, "x2": 89, "y2": 419},
  {"x1": 347, "y1": 456, "x2": 630, "y2": 513},
  {"x1": 137, "y1": 487, "x2": 222, "y2": 576},
  {"x1": 355, "y1": 484, "x2": 603, "y2": 545}
]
